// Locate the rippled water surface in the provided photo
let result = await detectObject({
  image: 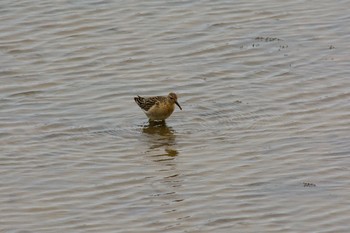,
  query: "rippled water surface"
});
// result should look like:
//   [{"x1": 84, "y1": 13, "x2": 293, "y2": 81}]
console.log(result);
[{"x1": 1, "y1": 0, "x2": 350, "y2": 232}]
